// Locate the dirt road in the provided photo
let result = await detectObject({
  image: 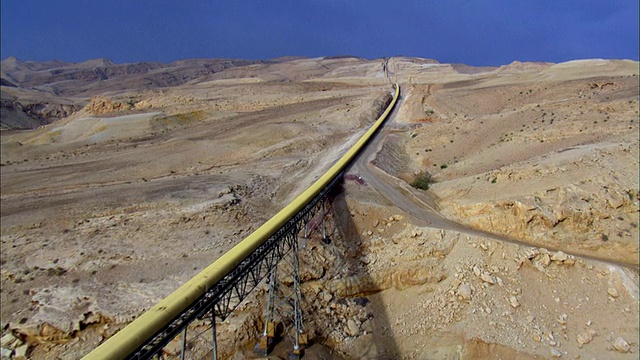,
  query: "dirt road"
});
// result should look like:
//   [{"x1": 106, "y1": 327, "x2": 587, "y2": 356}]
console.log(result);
[{"x1": 348, "y1": 87, "x2": 638, "y2": 269}]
